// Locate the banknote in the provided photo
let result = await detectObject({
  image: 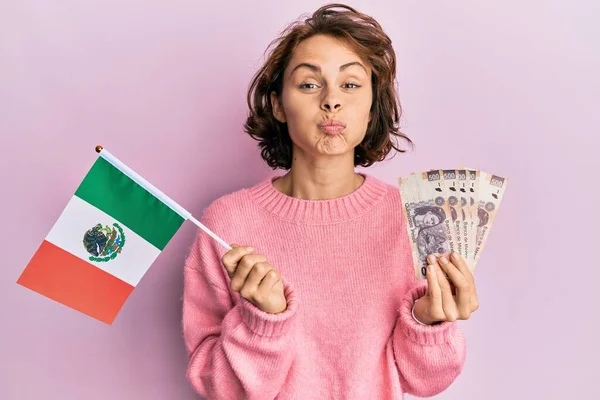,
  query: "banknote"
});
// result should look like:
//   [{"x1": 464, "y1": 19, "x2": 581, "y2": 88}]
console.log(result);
[
  {"x1": 457, "y1": 169, "x2": 471, "y2": 263},
  {"x1": 464, "y1": 168, "x2": 480, "y2": 269},
  {"x1": 398, "y1": 173, "x2": 451, "y2": 279},
  {"x1": 472, "y1": 172, "x2": 509, "y2": 269},
  {"x1": 441, "y1": 169, "x2": 466, "y2": 260},
  {"x1": 398, "y1": 167, "x2": 507, "y2": 278},
  {"x1": 418, "y1": 170, "x2": 458, "y2": 256}
]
